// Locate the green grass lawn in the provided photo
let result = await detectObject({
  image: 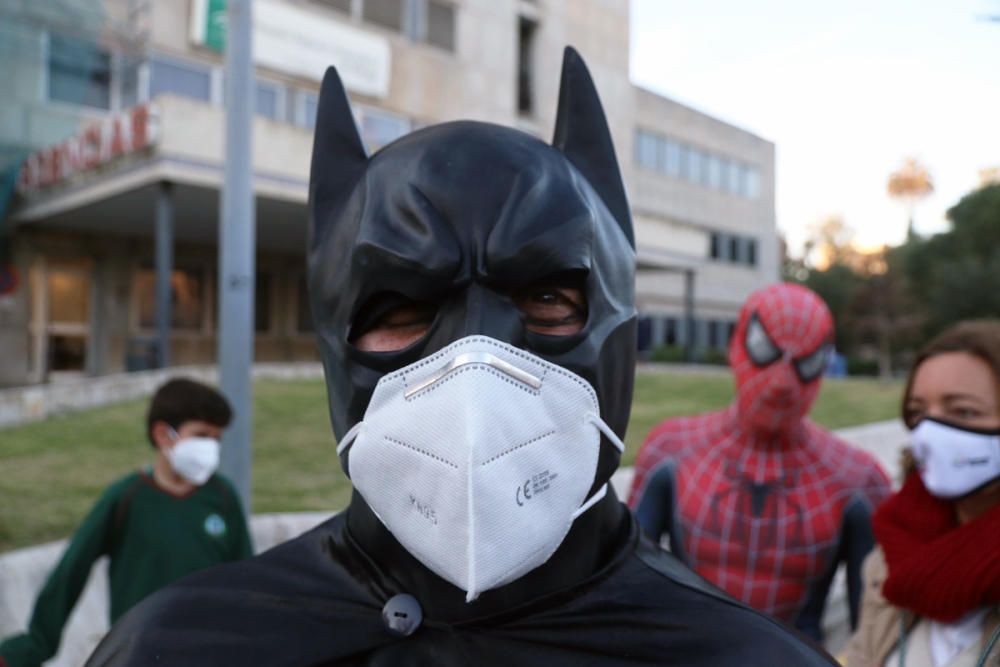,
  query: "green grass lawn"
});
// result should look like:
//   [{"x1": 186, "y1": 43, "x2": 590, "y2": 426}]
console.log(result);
[{"x1": 0, "y1": 369, "x2": 902, "y2": 553}]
